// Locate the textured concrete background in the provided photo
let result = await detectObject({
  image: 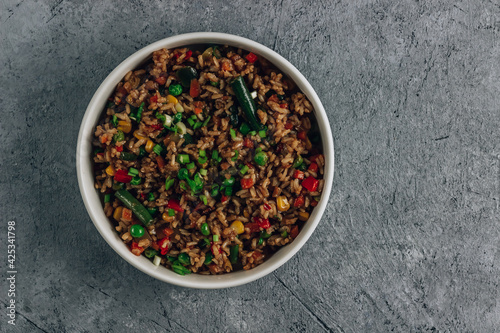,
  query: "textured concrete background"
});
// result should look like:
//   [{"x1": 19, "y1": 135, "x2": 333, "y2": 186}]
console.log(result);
[{"x1": 1, "y1": 0, "x2": 500, "y2": 332}]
